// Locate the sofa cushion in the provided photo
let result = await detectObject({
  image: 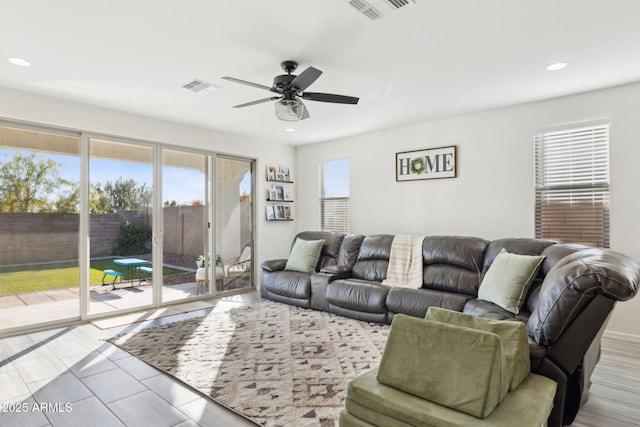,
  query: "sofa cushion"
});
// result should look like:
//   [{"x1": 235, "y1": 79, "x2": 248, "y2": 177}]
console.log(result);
[
  {"x1": 329, "y1": 305, "x2": 388, "y2": 324},
  {"x1": 285, "y1": 238, "x2": 325, "y2": 273},
  {"x1": 463, "y1": 299, "x2": 531, "y2": 323},
  {"x1": 377, "y1": 314, "x2": 509, "y2": 418},
  {"x1": 425, "y1": 307, "x2": 530, "y2": 391},
  {"x1": 326, "y1": 279, "x2": 389, "y2": 314},
  {"x1": 386, "y1": 288, "x2": 472, "y2": 318},
  {"x1": 346, "y1": 369, "x2": 556, "y2": 427},
  {"x1": 478, "y1": 249, "x2": 545, "y2": 314}
]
